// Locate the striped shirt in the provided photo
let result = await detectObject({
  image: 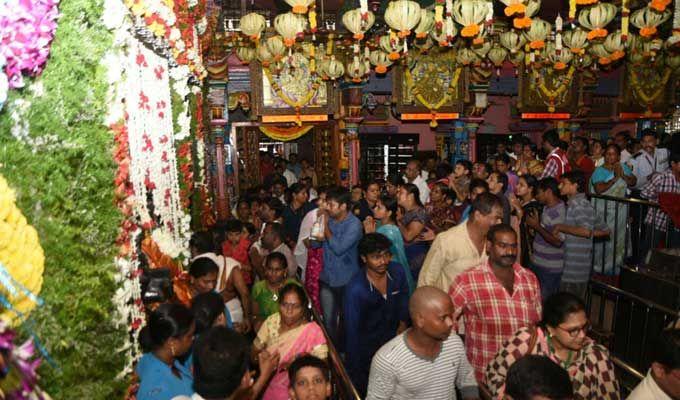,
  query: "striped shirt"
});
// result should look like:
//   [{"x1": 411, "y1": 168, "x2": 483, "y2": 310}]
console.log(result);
[
  {"x1": 530, "y1": 201, "x2": 565, "y2": 271},
  {"x1": 562, "y1": 193, "x2": 607, "y2": 283},
  {"x1": 366, "y1": 331, "x2": 478, "y2": 400}
]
